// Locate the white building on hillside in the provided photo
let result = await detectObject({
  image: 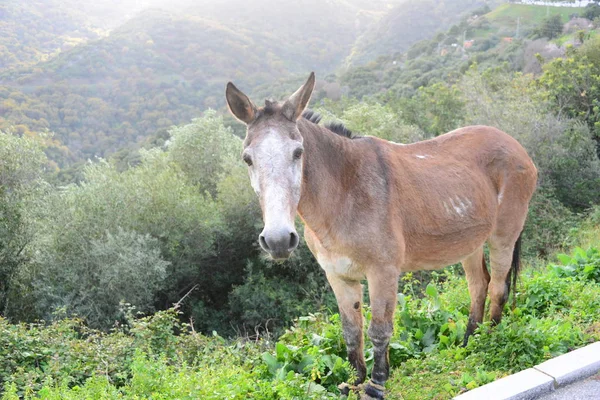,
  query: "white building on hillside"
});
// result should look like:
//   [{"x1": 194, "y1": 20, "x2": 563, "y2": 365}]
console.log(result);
[{"x1": 514, "y1": 1, "x2": 596, "y2": 7}]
